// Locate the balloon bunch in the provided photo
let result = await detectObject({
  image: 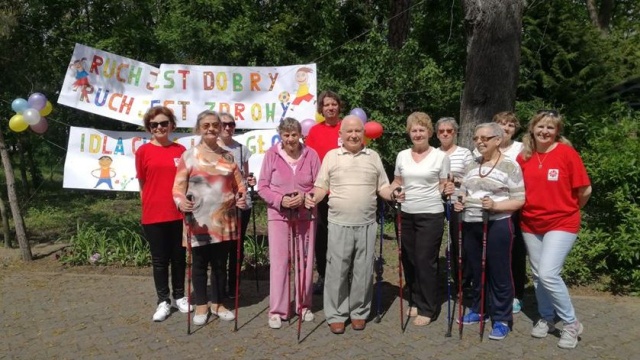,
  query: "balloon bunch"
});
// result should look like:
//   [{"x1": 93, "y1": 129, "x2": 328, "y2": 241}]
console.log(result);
[
  {"x1": 349, "y1": 107, "x2": 383, "y2": 143},
  {"x1": 9, "y1": 93, "x2": 53, "y2": 134}
]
